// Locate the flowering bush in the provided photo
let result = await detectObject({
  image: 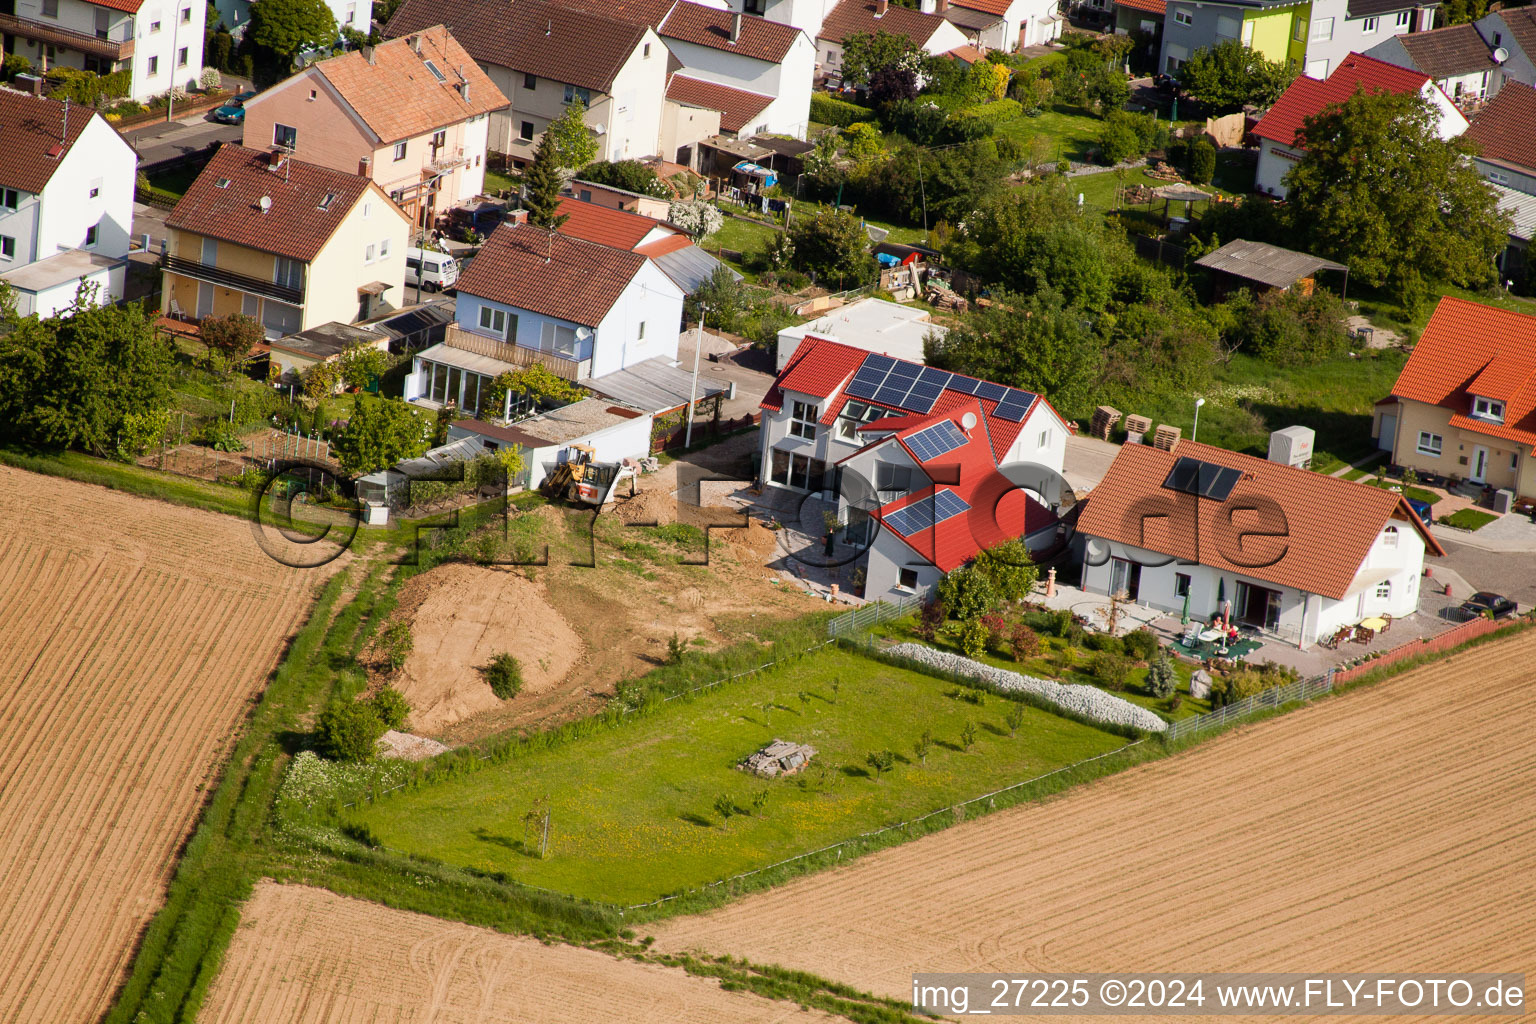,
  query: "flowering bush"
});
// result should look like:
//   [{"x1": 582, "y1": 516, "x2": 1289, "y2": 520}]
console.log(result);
[
  {"x1": 1008, "y1": 623, "x2": 1041, "y2": 662},
  {"x1": 200, "y1": 67, "x2": 222, "y2": 90},
  {"x1": 668, "y1": 199, "x2": 723, "y2": 239}
]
